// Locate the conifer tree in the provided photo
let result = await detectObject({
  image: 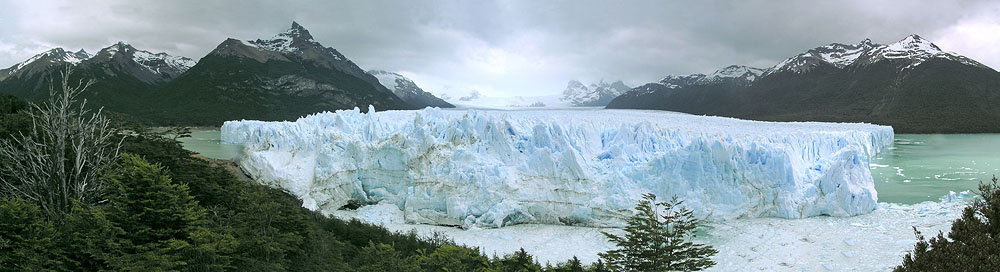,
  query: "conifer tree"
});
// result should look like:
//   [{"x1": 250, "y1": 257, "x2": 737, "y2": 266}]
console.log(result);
[
  {"x1": 0, "y1": 197, "x2": 62, "y2": 270},
  {"x1": 102, "y1": 153, "x2": 233, "y2": 271},
  {"x1": 895, "y1": 176, "x2": 1000, "y2": 271},
  {"x1": 600, "y1": 193, "x2": 717, "y2": 271}
]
